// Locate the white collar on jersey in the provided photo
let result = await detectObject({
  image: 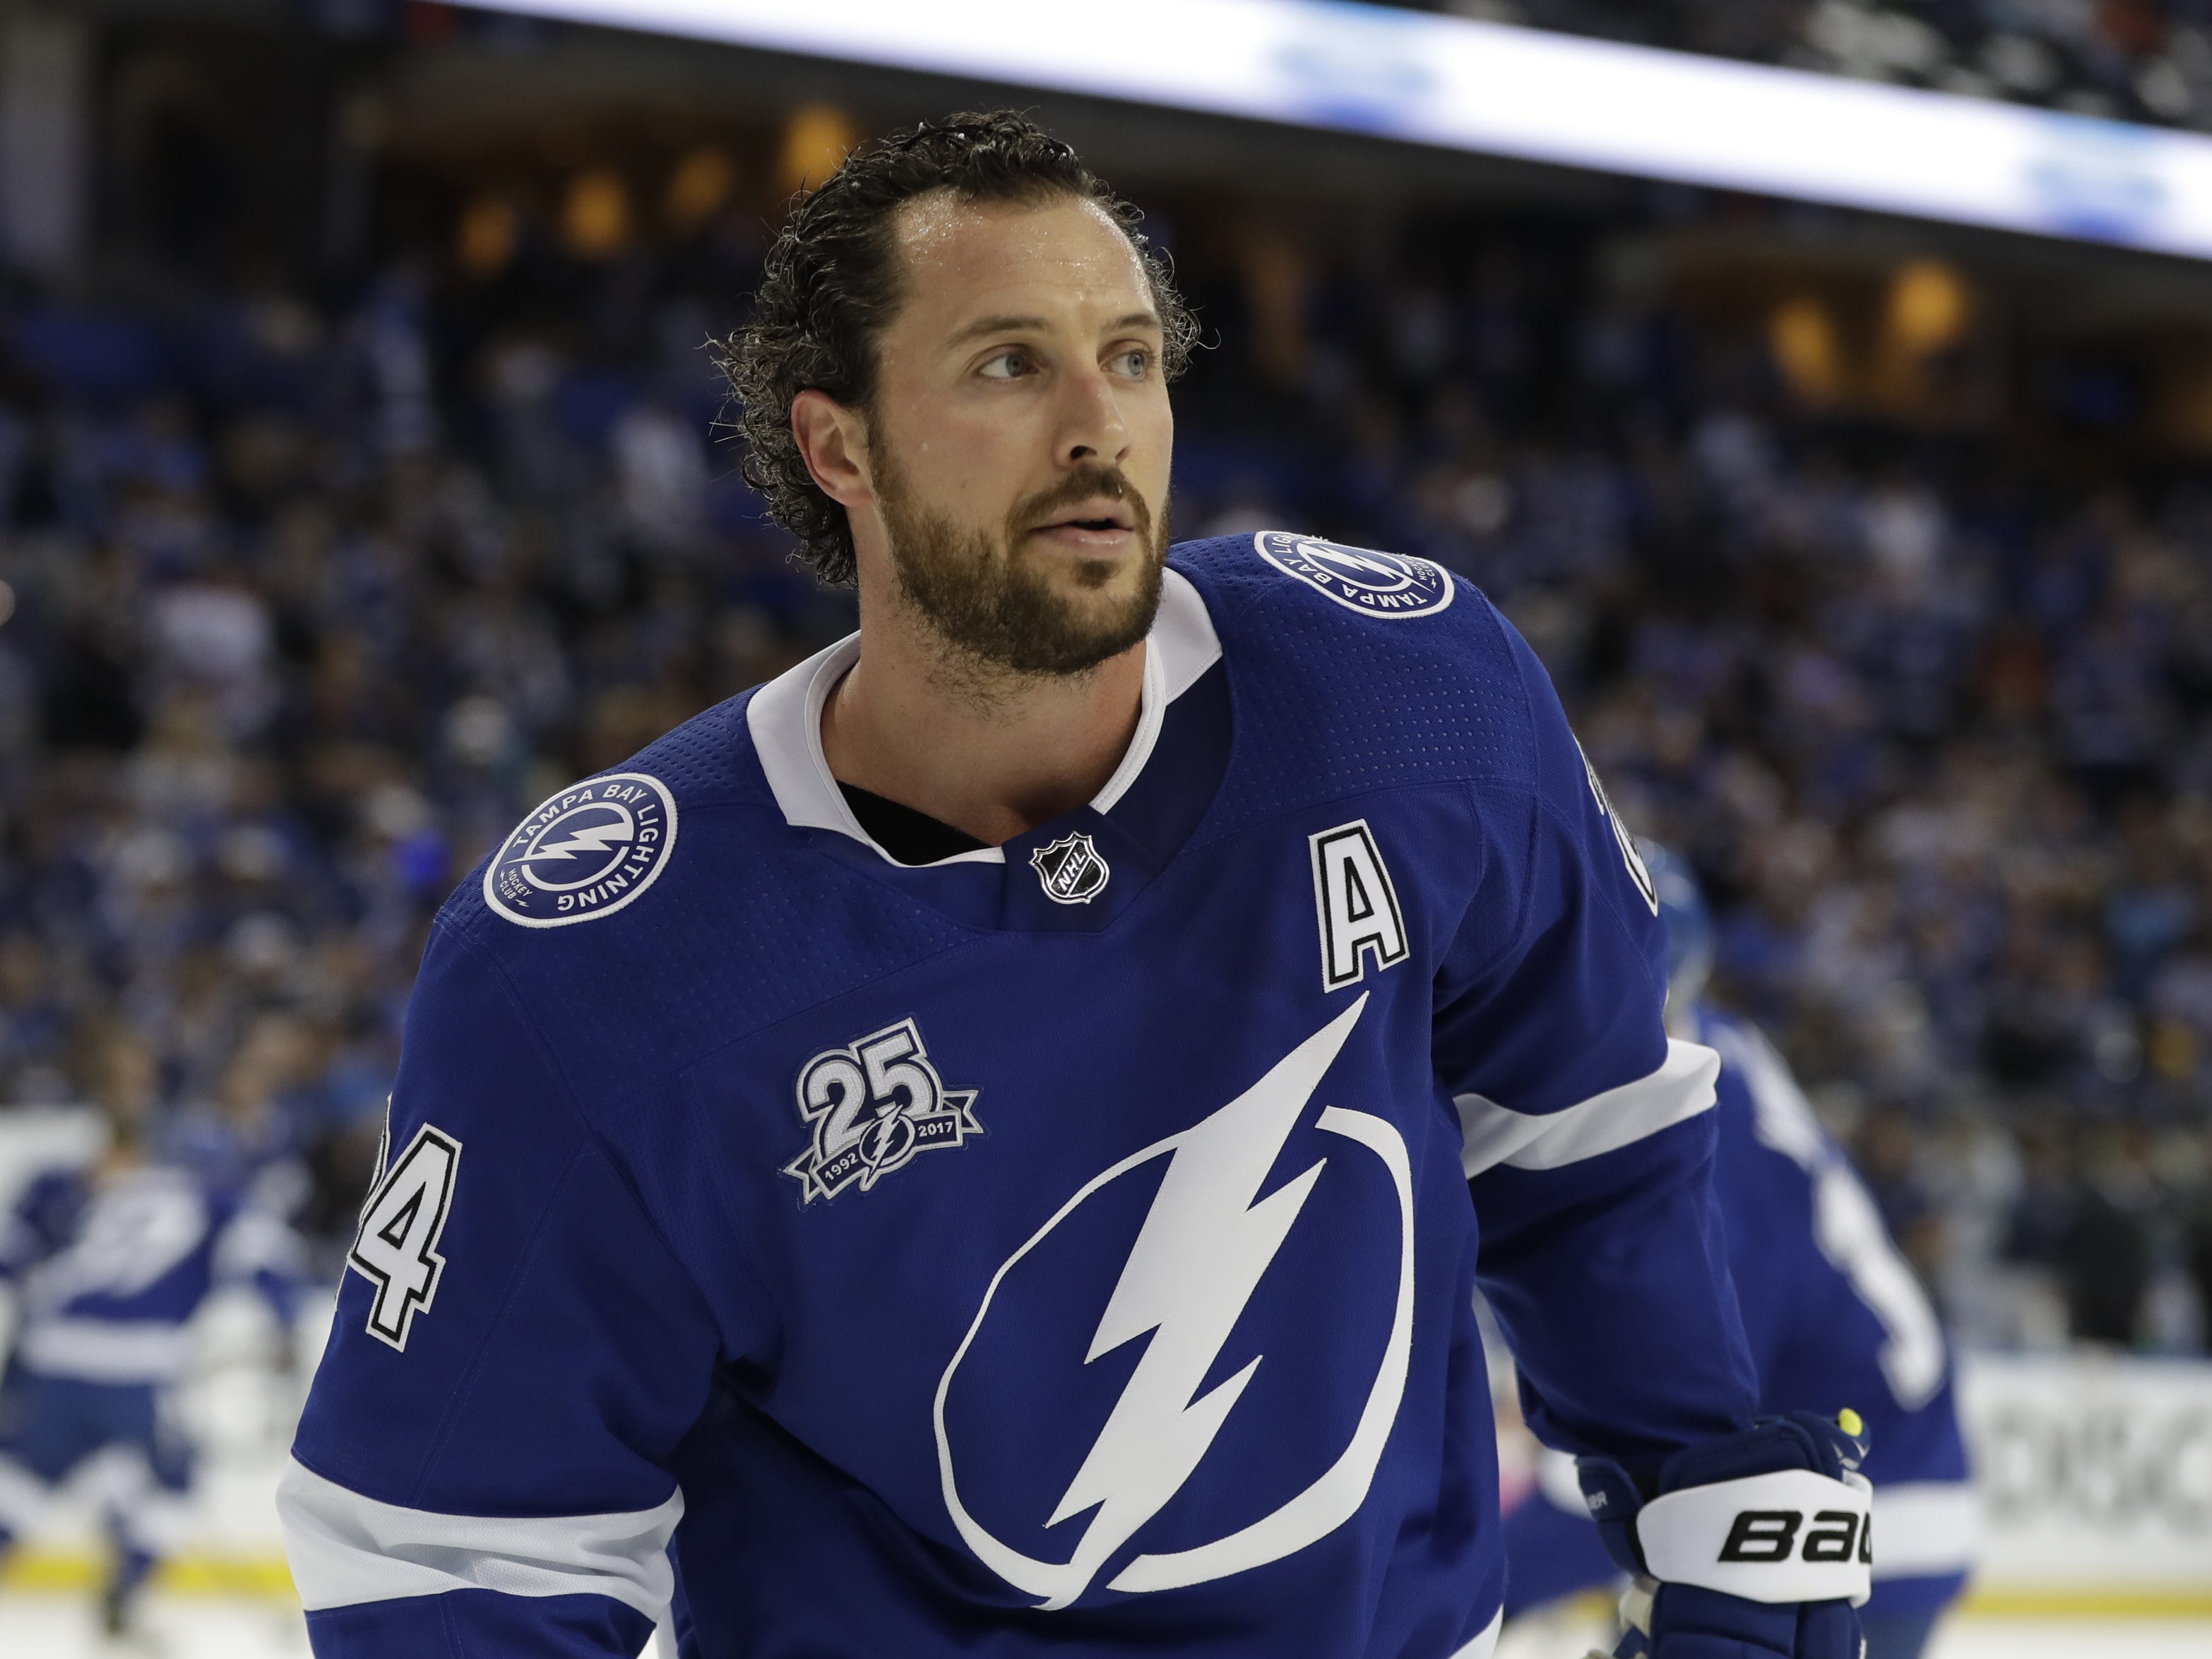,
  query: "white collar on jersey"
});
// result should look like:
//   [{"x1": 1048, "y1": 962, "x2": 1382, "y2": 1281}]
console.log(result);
[{"x1": 747, "y1": 566, "x2": 1223, "y2": 868}]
